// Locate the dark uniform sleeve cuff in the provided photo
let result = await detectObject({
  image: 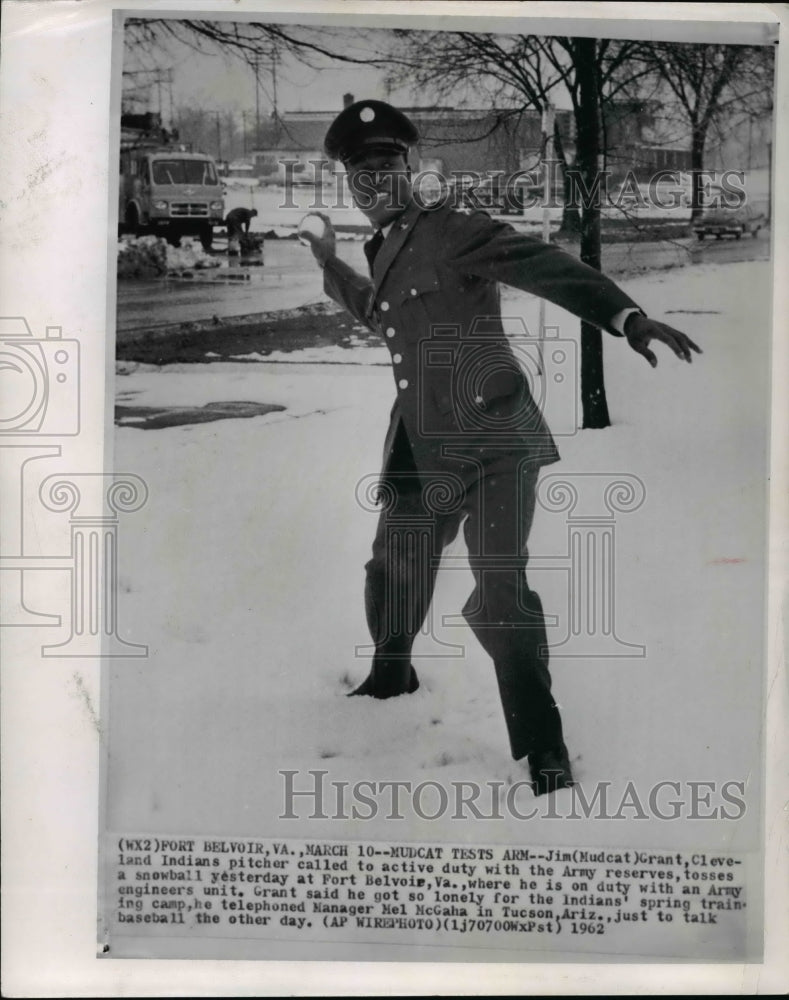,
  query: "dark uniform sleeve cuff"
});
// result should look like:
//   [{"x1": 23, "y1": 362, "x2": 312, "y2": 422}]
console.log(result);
[{"x1": 608, "y1": 307, "x2": 645, "y2": 336}]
